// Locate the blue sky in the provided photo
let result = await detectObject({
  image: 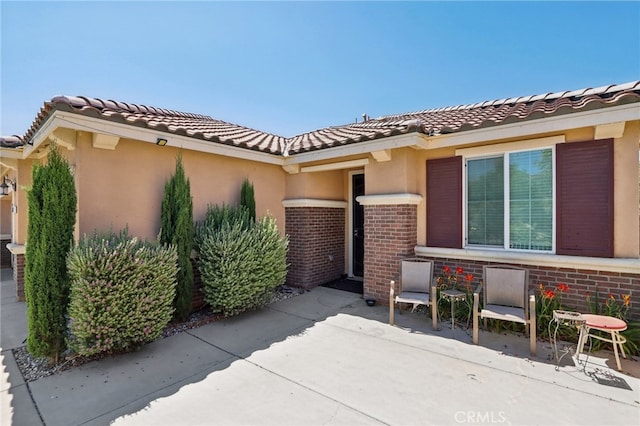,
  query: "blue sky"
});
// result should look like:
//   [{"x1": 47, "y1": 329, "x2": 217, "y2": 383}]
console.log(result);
[{"x1": 1, "y1": 1, "x2": 639, "y2": 138}]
